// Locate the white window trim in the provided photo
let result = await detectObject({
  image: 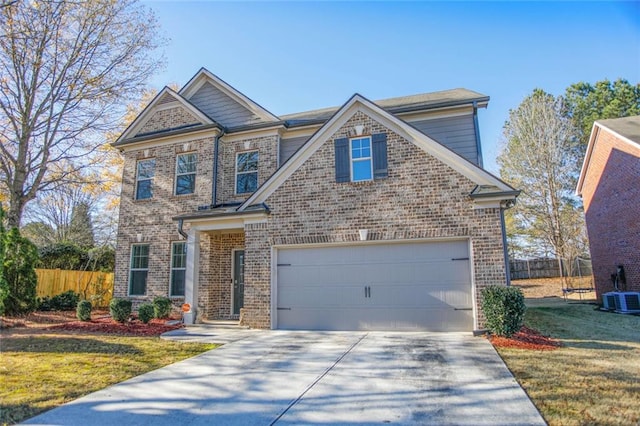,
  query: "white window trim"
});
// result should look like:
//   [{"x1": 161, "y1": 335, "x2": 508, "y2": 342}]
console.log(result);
[
  {"x1": 235, "y1": 150, "x2": 259, "y2": 195},
  {"x1": 169, "y1": 241, "x2": 187, "y2": 297},
  {"x1": 174, "y1": 152, "x2": 197, "y2": 196},
  {"x1": 349, "y1": 136, "x2": 373, "y2": 182},
  {"x1": 128, "y1": 244, "x2": 149, "y2": 296},
  {"x1": 135, "y1": 158, "x2": 155, "y2": 200}
]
